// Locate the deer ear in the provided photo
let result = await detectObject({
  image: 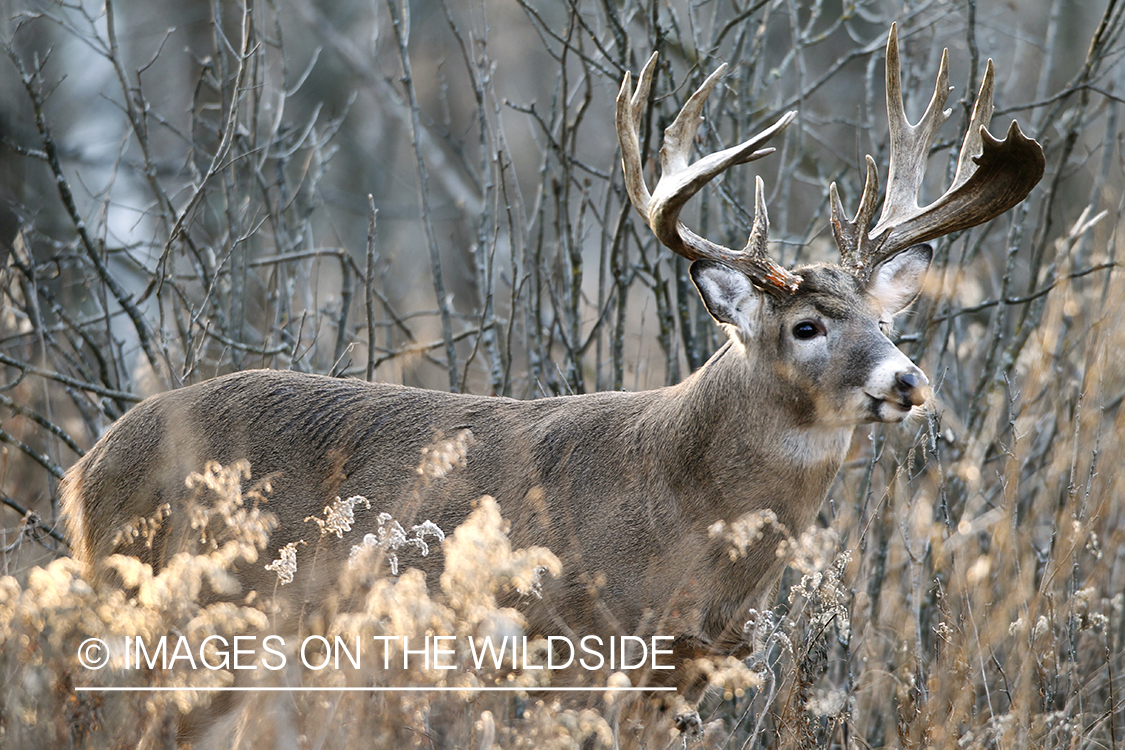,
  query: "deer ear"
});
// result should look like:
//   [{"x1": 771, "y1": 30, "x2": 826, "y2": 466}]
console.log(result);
[
  {"x1": 868, "y1": 244, "x2": 932, "y2": 316},
  {"x1": 690, "y1": 260, "x2": 764, "y2": 342}
]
